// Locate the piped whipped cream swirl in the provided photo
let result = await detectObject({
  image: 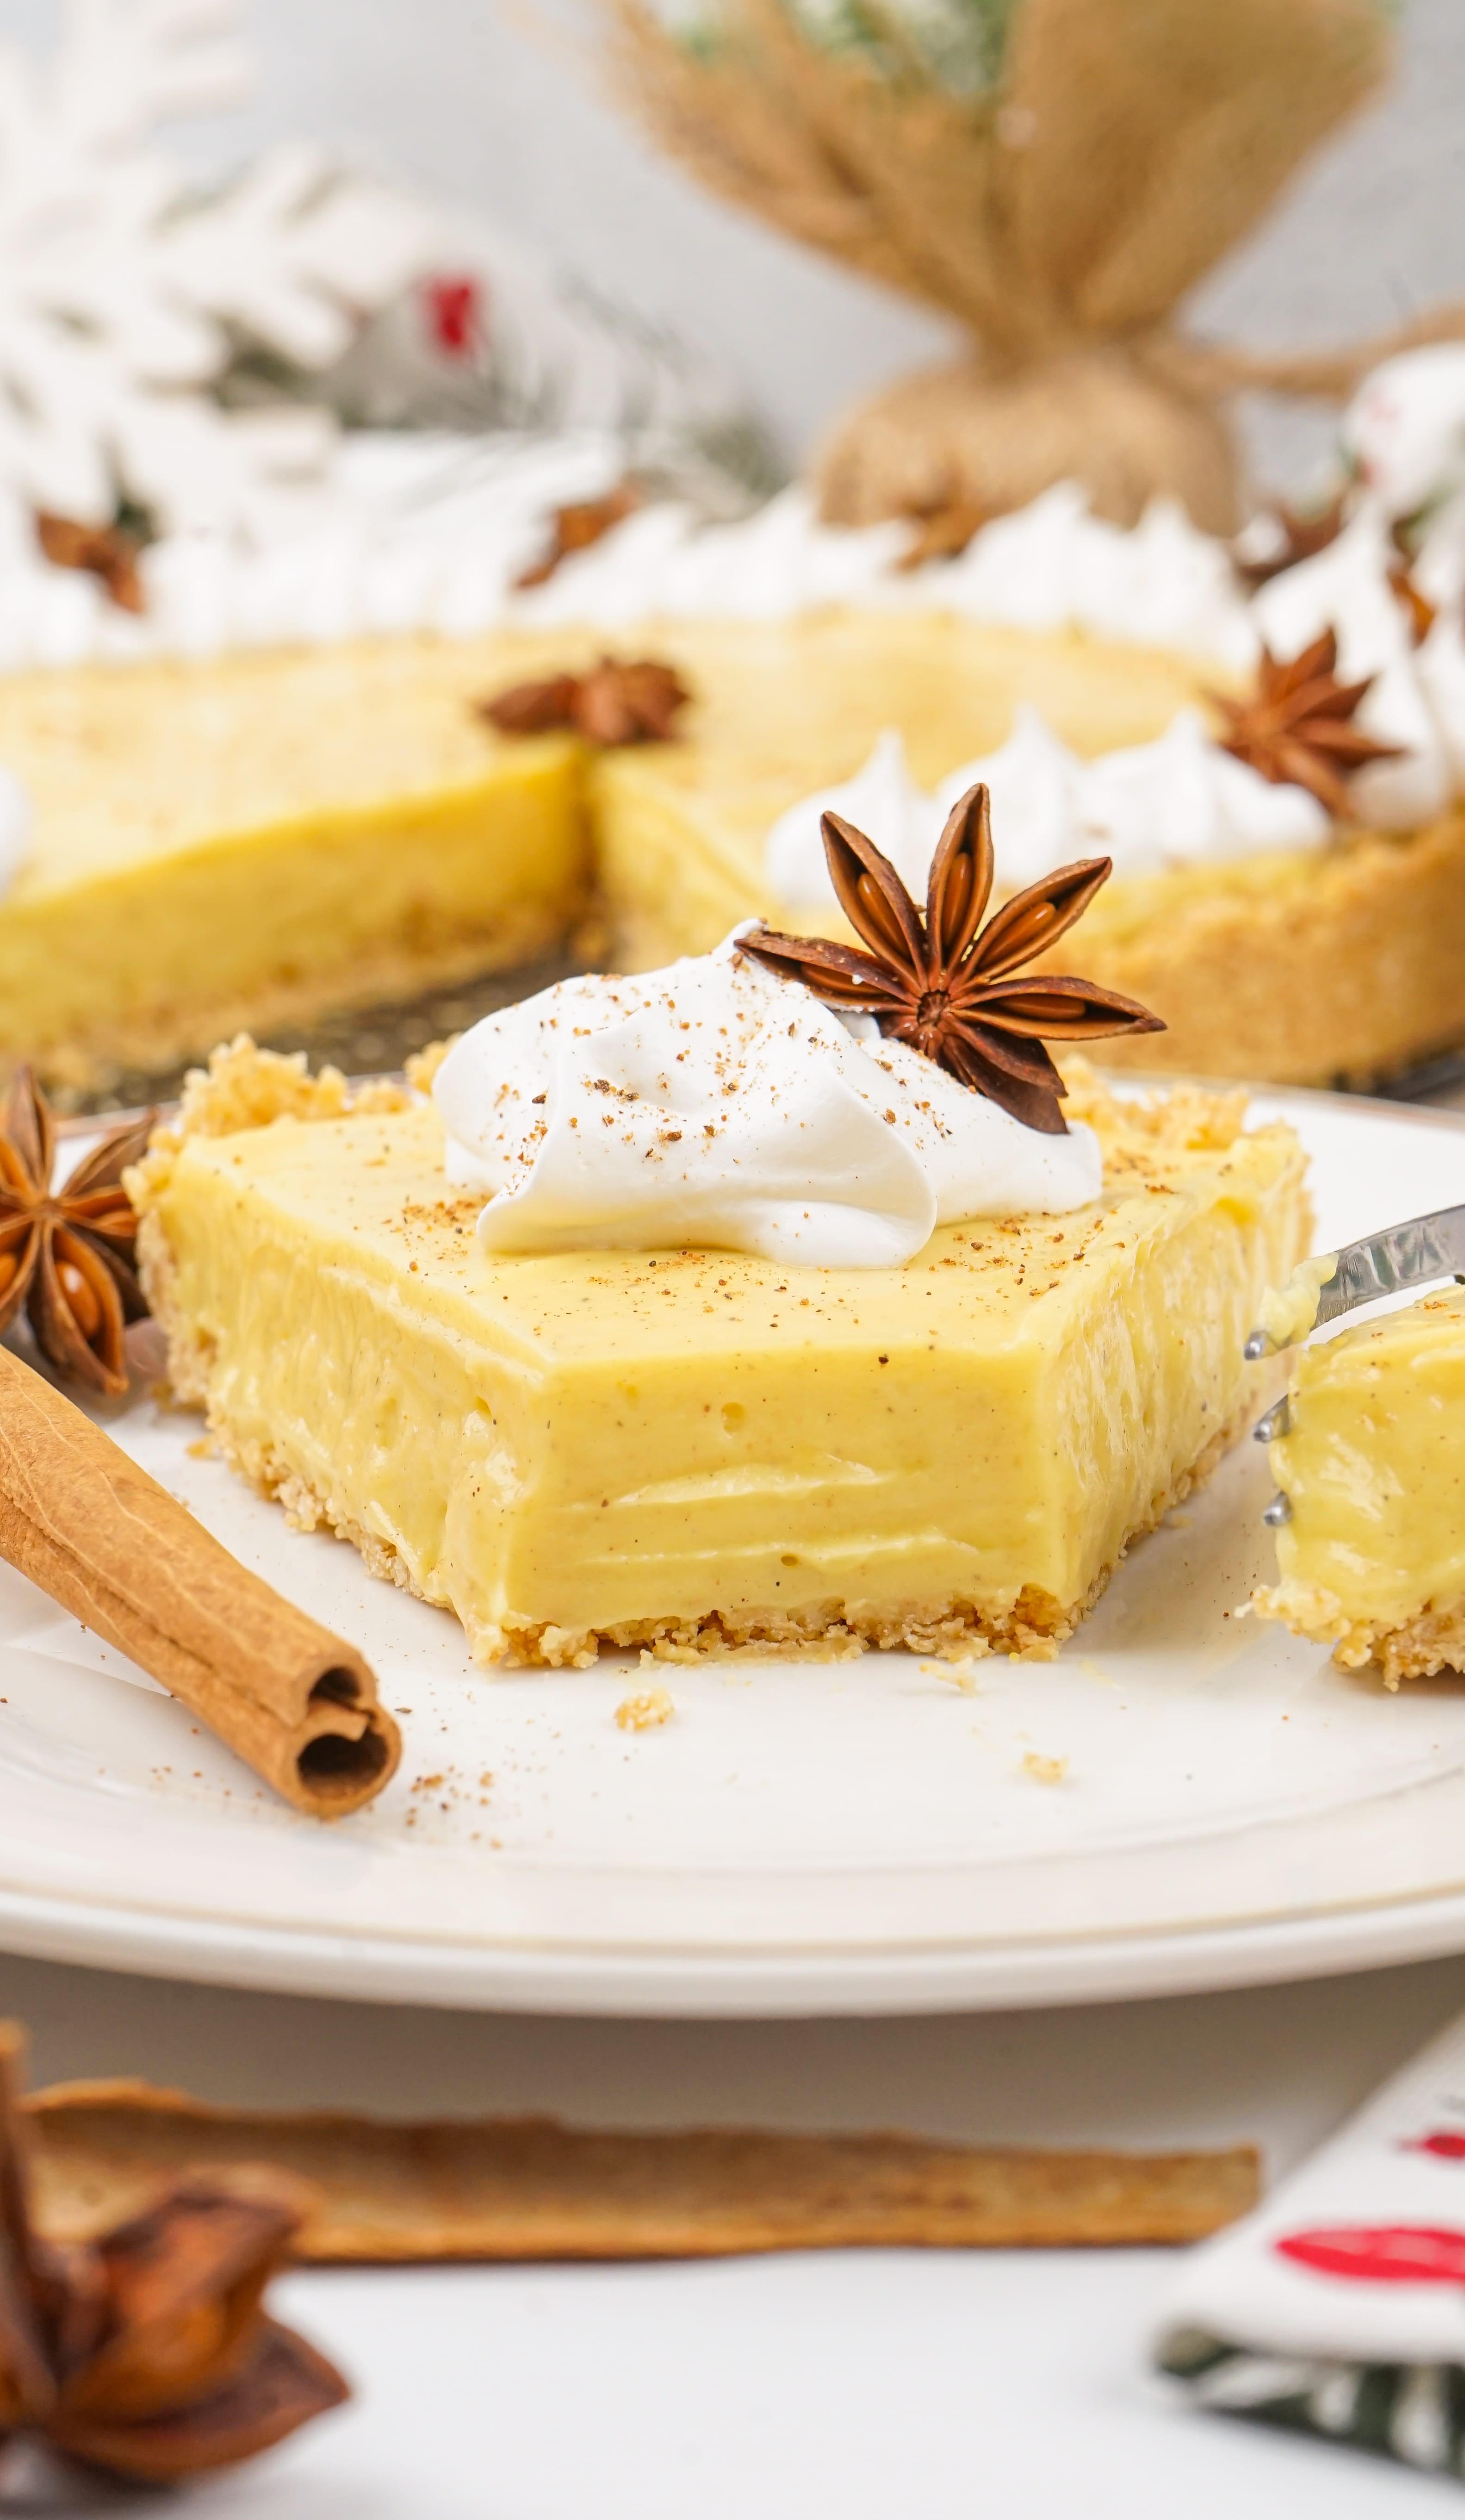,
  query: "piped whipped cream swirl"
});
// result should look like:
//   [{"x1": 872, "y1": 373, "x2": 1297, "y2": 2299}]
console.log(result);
[
  {"x1": 0, "y1": 451, "x2": 1256, "y2": 672},
  {"x1": 765, "y1": 712, "x2": 1328, "y2": 909},
  {"x1": 433, "y1": 935, "x2": 1101, "y2": 1269},
  {"x1": 1251, "y1": 507, "x2": 1453, "y2": 829},
  {"x1": 939, "y1": 708, "x2": 1330, "y2": 884},
  {"x1": 763, "y1": 728, "x2": 937, "y2": 901},
  {"x1": 921, "y1": 483, "x2": 1259, "y2": 669}
]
